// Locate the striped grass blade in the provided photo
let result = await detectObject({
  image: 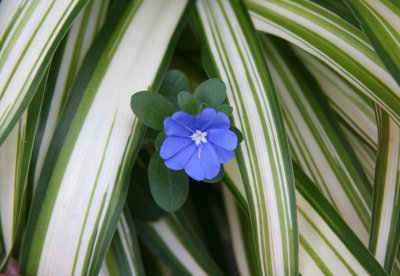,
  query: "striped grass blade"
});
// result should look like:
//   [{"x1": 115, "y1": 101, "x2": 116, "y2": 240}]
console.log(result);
[
  {"x1": 224, "y1": 159, "x2": 386, "y2": 275},
  {"x1": 100, "y1": 208, "x2": 145, "y2": 276},
  {"x1": 297, "y1": 49, "x2": 377, "y2": 151},
  {"x1": 136, "y1": 213, "x2": 223, "y2": 275},
  {"x1": 342, "y1": 1, "x2": 400, "y2": 271},
  {"x1": 0, "y1": 0, "x2": 23, "y2": 44},
  {"x1": 221, "y1": 184, "x2": 258, "y2": 276},
  {"x1": 293, "y1": 164, "x2": 385, "y2": 275},
  {"x1": 295, "y1": 48, "x2": 377, "y2": 184},
  {"x1": 31, "y1": 0, "x2": 110, "y2": 189},
  {"x1": 20, "y1": 0, "x2": 192, "y2": 274},
  {"x1": 341, "y1": 126, "x2": 376, "y2": 185},
  {"x1": 0, "y1": 71, "x2": 47, "y2": 270},
  {"x1": 343, "y1": 0, "x2": 400, "y2": 85},
  {"x1": 0, "y1": 0, "x2": 90, "y2": 144},
  {"x1": 296, "y1": 48, "x2": 377, "y2": 184},
  {"x1": 370, "y1": 109, "x2": 400, "y2": 272},
  {"x1": 191, "y1": 0, "x2": 298, "y2": 274},
  {"x1": 247, "y1": 0, "x2": 400, "y2": 126},
  {"x1": 262, "y1": 36, "x2": 371, "y2": 243}
]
